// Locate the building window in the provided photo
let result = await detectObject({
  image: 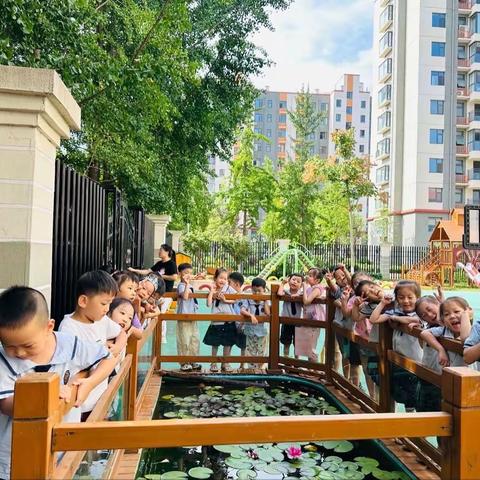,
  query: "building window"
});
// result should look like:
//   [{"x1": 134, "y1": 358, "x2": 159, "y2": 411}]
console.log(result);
[
  {"x1": 456, "y1": 188, "x2": 464, "y2": 205},
  {"x1": 361, "y1": 100, "x2": 367, "y2": 109},
  {"x1": 378, "y1": 58, "x2": 392, "y2": 80},
  {"x1": 320, "y1": 102, "x2": 328, "y2": 112},
  {"x1": 429, "y1": 158, "x2": 443, "y2": 173},
  {"x1": 265, "y1": 145, "x2": 271, "y2": 153},
  {"x1": 457, "y1": 101, "x2": 466, "y2": 118},
  {"x1": 432, "y1": 12, "x2": 446, "y2": 28},
  {"x1": 428, "y1": 188, "x2": 443, "y2": 203},
  {"x1": 470, "y1": 71, "x2": 480, "y2": 92},
  {"x1": 458, "y1": 45, "x2": 467, "y2": 61},
  {"x1": 377, "y1": 111, "x2": 391, "y2": 130},
  {"x1": 359, "y1": 144, "x2": 365, "y2": 153},
  {"x1": 430, "y1": 100, "x2": 445, "y2": 115},
  {"x1": 320, "y1": 116, "x2": 328, "y2": 125},
  {"x1": 379, "y1": 31, "x2": 393, "y2": 53},
  {"x1": 336, "y1": 99, "x2": 342, "y2": 108},
  {"x1": 378, "y1": 84, "x2": 392, "y2": 104},
  {"x1": 431, "y1": 71, "x2": 445, "y2": 86},
  {"x1": 279, "y1": 100, "x2": 287, "y2": 109},
  {"x1": 376, "y1": 165, "x2": 390, "y2": 183},
  {"x1": 309, "y1": 133, "x2": 315, "y2": 140},
  {"x1": 473, "y1": 189, "x2": 480, "y2": 204},
  {"x1": 266, "y1": 129, "x2": 272, "y2": 137},
  {"x1": 278, "y1": 129, "x2": 286, "y2": 138},
  {"x1": 360, "y1": 115, "x2": 366, "y2": 123},
  {"x1": 360, "y1": 129, "x2": 365, "y2": 138},
  {"x1": 456, "y1": 159, "x2": 465, "y2": 175},
  {"x1": 346, "y1": 106, "x2": 352, "y2": 114},
  {"x1": 267, "y1": 100, "x2": 273, "y2": 108},
  {"x1": 432, "y1": 41, "x2": 446, "y2": 57},
  {"x1": 254, "y1": 113, "x2": 263, "y2": 122},
  {"x1": 430, "y1": 129, "x2": 444, "y2": 144},
  {"x1": 320, "y1": 146, "x2": 327, "y2": 155},
  {"x1": 336, "y1": 114, "x2": 341, "y2": 122},
  {"x1": 473, "y1": 12, "x2": 480, "y2": 35},
  {"x1": 278, "y1": 143, "x2": 285, "y2": 152},
  {"x1": 254, "y1": 127, "x2": 262, "y2": 134},
  {"x1": 380, "y1": 5, "x2": 393, "y2": 30},
  {"x1": 346, "y1": 122, "x2": 352, "y2": 129},
  {"x1": 458, "y1": 72, "x2": 467, "y2": 88},
  {"x1": 428, "y1": 217, "x2": 442, "y2": 233},
  {"x1": 267, "y1": 114, "x2": 272, "y2": 122},
  {"x1": 319, "y1": 131, "x2": 327, "y2": 140},
  {"x1": 347, "y1": 92, "x2": 353, "y2": 99},
  {"x1": 278, "y1": 113, "x2": 287, "y2": 123},
  {"x1": 255, "y1": 99, "x2": 264, "y2": 108},
  {"x1": 457, "y1": 130, "x2": 466, "y2": 146},
  {"x1": 468, "y1": 129, "x2": 480, "y2": 150},
  {"x1": 376, "y1": 138, "x2": 391, "y2": 157}
]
